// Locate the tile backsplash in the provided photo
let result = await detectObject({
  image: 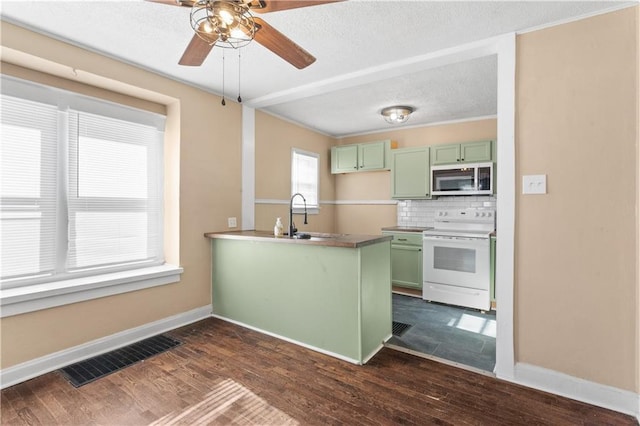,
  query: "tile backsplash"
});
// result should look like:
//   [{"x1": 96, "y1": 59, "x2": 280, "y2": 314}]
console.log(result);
[{"x1": 397, "y1": 196, "x2": 497, "y2": 228}]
